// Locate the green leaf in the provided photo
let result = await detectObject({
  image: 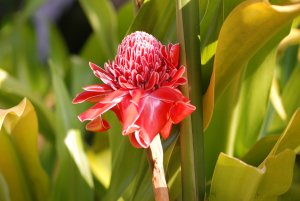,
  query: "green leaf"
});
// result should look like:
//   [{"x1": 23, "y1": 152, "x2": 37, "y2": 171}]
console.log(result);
[
  {"x1": 128, "y1": 0, "x2": 176, "y2": 42},
  {"x1": 49, "y1": 25, "x2": 71, "y2": 79},
  {"x1": 80, "y1": 33, "x2": 107, "y2": 65},
  {"x1": 117, "y1": 1, "x2": 135, "y2": 41},
  {"x1": 210, "y1": 153, "x2": 264, "y2": 201},
  {"x1": 210, "y1": 0, "x2": 300, "y2": 101},
  {"x1": 279, "y1": 155, "x2": 300, "y2": 201},
  {"x1": 242, "y1": 135, "x2": 279, "y2": 166},
  {"x1": 50, "y1": 60, "x2": 80, "y2": 138},
  {"x1": 269, "y1": 108, "x2": 300, "y2": 156},
  {"x1": 87, "y1": 143, "x2": 111, "y2": 188},
  {"x1": 65, "y1": 129, "x2": 94, "y2": 188},
  {"x1": 210, "y1": 108, "x2": 300, "y2": 200},
  {"x1": 256, "y1": 150, "x2": 295, "y2": 201},
  {"x1": 49, "y1": 61, "x2": 93, "y2": 201},
  {"x1": 79, "y1": 0, "x2": 118, "y2": 59},
  {"x1": 0, "y1": 173, "x2": 10, "y2": 201},
  {"x1": 233, "y1": 48, "x2": 279, "y2": 156},
  {"x1": 0, "y1": 66, "x2": 55, "y2": 143},
  {"x1": 210, "y1": 150, "x2": 296, "y2": 201},
  {"x1": 0, "y1": 99, "x2": 49, "y2": 201},
  {"x1": 103, "y1": 111, "x2": 144, "y2": 201},
  {"x1": 200, "y1": 0, "x2": 244, "y2": 51},
  {"x1": 0, "y1": 132, "x2": 31, "y2": 201},
  {"x1": 204, "y1": 0, "x2": 300, "y2": 179},
  {"x1": 269, "y1": 64, "x2": 300, "y2": 134}
]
